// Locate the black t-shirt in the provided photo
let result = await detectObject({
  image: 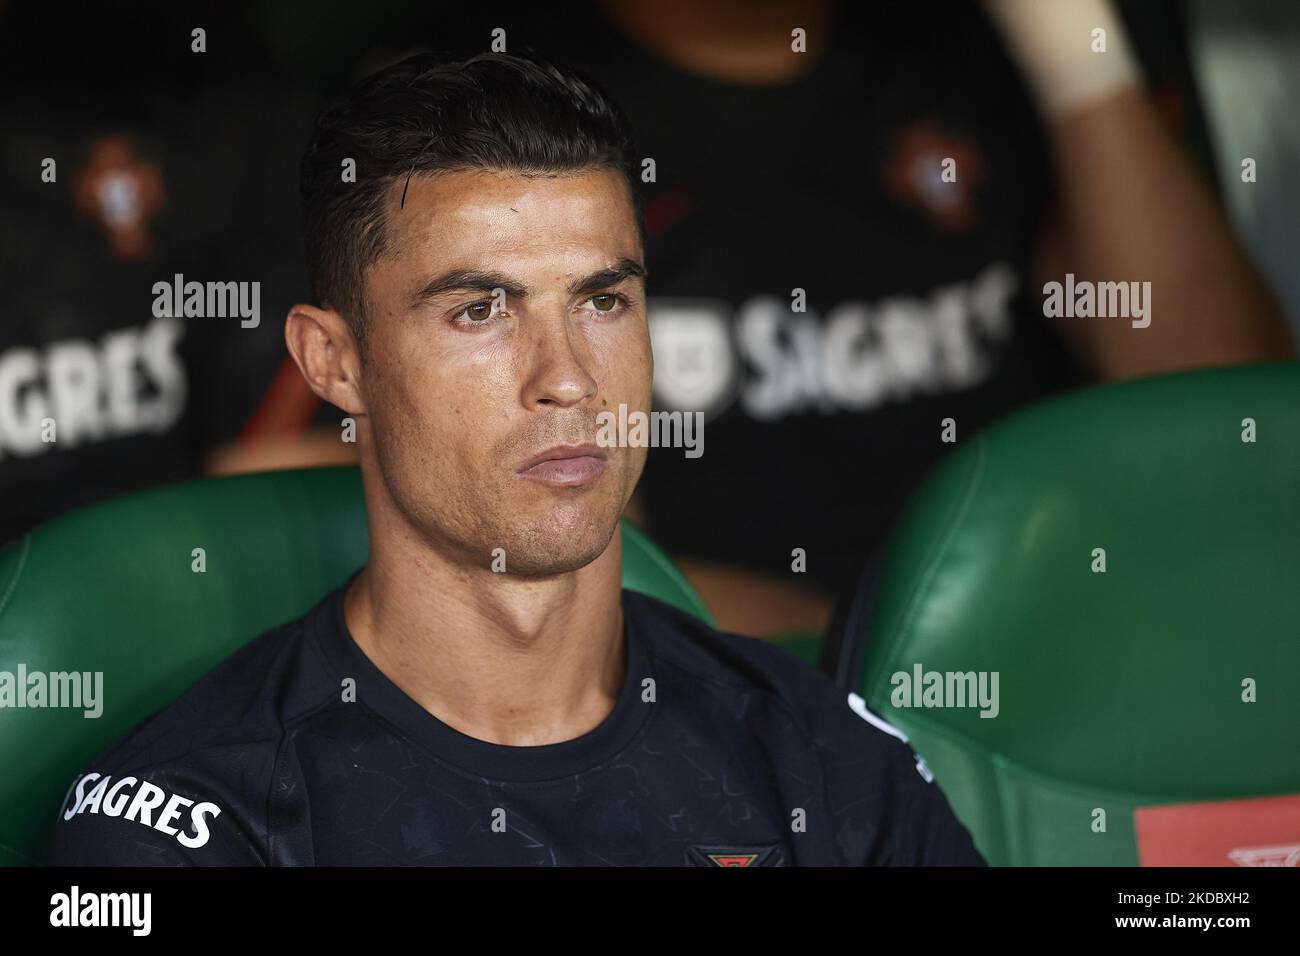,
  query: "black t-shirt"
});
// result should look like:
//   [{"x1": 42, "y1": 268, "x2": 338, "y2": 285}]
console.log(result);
[{"x1": 47, "y1": 581, "x2": 984, "y2": 866}]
